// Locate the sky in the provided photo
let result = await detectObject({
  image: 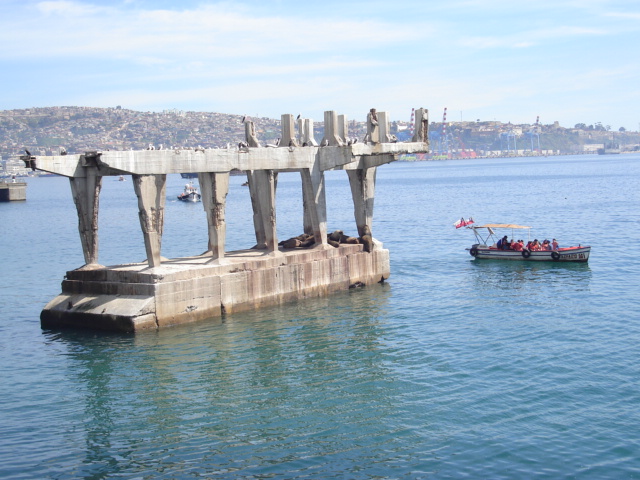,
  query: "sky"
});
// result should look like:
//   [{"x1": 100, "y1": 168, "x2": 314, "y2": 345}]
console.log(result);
[{"x1": 1, "y1": 0, "x2": 639, "y2": 130}]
